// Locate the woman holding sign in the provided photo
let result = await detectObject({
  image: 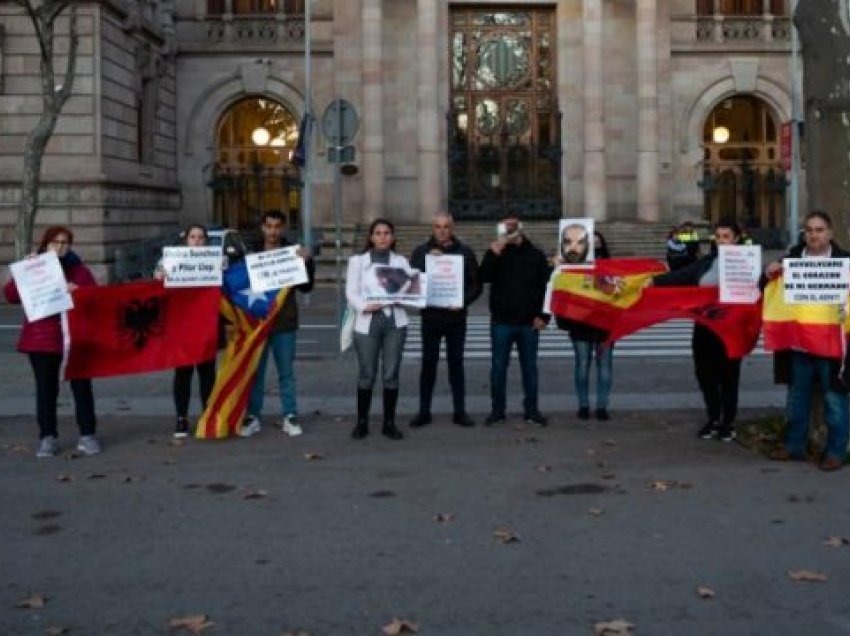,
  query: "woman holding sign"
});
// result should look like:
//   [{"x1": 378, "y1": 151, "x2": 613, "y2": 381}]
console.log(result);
[
  {"x1": 3, "y1": 226, "x2": 99, "y2": 458},
  {"x1": 155, "y1": 224, "x2": 218, "y2": 438},
  {"x1": 652, "y1": 219, "x2": 742, "y2": 442},
  {"x1": 346, "y1": 218, "x2": 412, "y2": 440}
]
